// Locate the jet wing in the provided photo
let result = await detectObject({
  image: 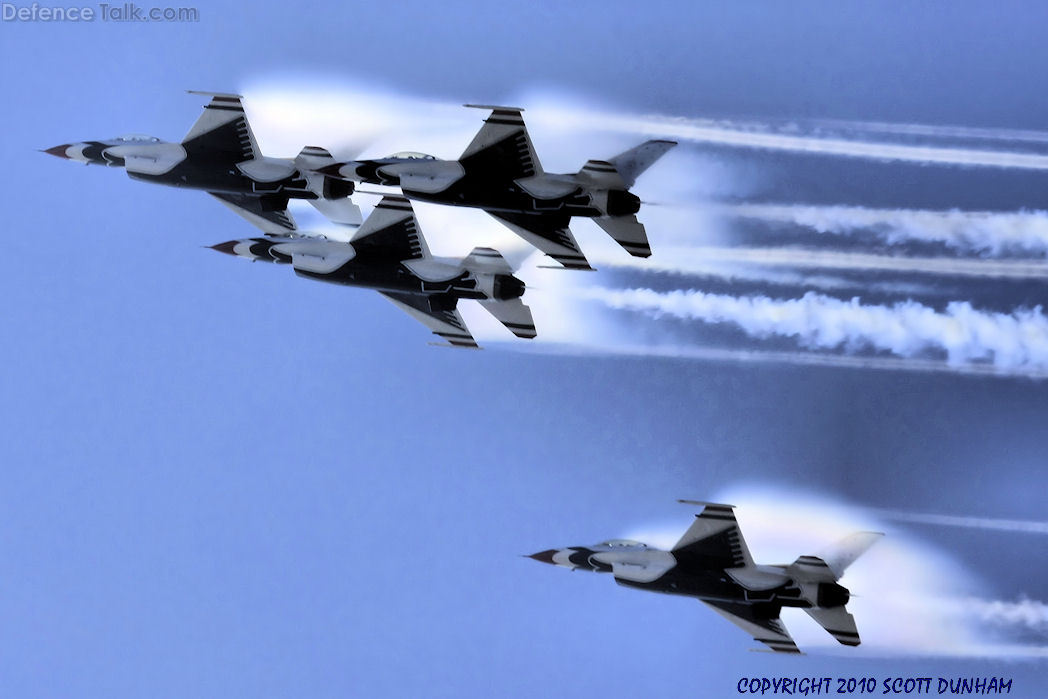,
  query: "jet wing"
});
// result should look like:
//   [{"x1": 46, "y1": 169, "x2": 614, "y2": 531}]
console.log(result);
[
  {"x1": 209, "y1": 192, "x2": 297, "y2": 234},
  {"x1": 487, "y1": 212, "x2": 592, "y2": 270},
  {"x1": 702, "y1": 600, "x2": 802, "y2": 655},
  {"x1": 460, "y1": 105, "x2": 542, "y2": 178},
  {"x1": 379, "y1": 292, "x2": 479, "y2": 348},
  {"x1": 671, "y1": 502, "x2": 755, "y2": 570}
]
